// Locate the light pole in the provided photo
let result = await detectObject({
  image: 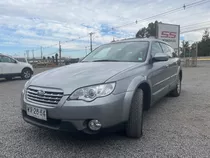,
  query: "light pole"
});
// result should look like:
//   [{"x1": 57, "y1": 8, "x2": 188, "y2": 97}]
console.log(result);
[{"x1": 89, "y1": 32, "x2": 94, "y2": 52}]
